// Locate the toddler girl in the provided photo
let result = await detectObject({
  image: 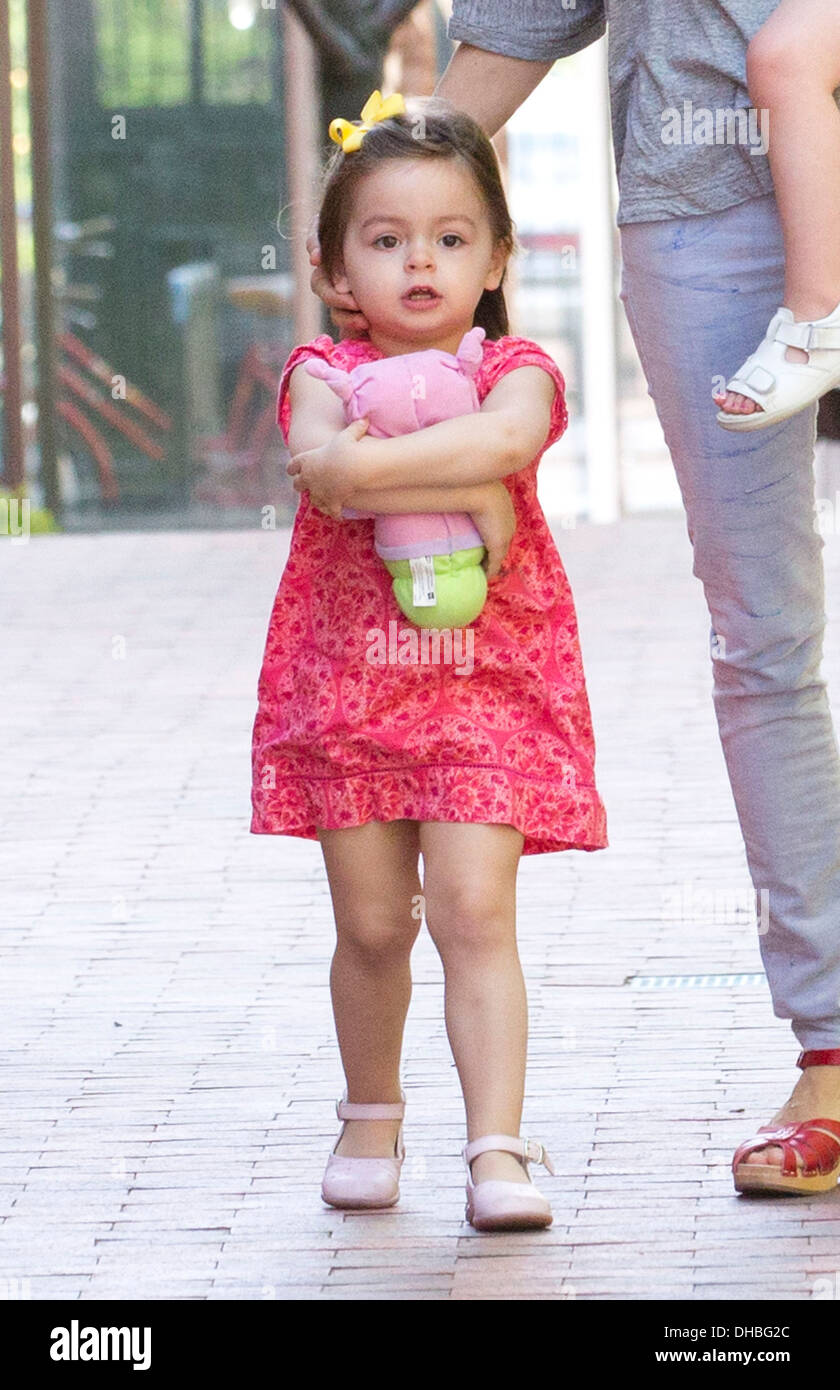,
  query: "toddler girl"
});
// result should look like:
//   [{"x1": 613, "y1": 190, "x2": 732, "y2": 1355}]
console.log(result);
[
  {"x1": 715, "y1": 0, "x2": 840, "y2": 428},
  {"x1": 249, "y1": 90, "x2": 608, "y2": 1231}
]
